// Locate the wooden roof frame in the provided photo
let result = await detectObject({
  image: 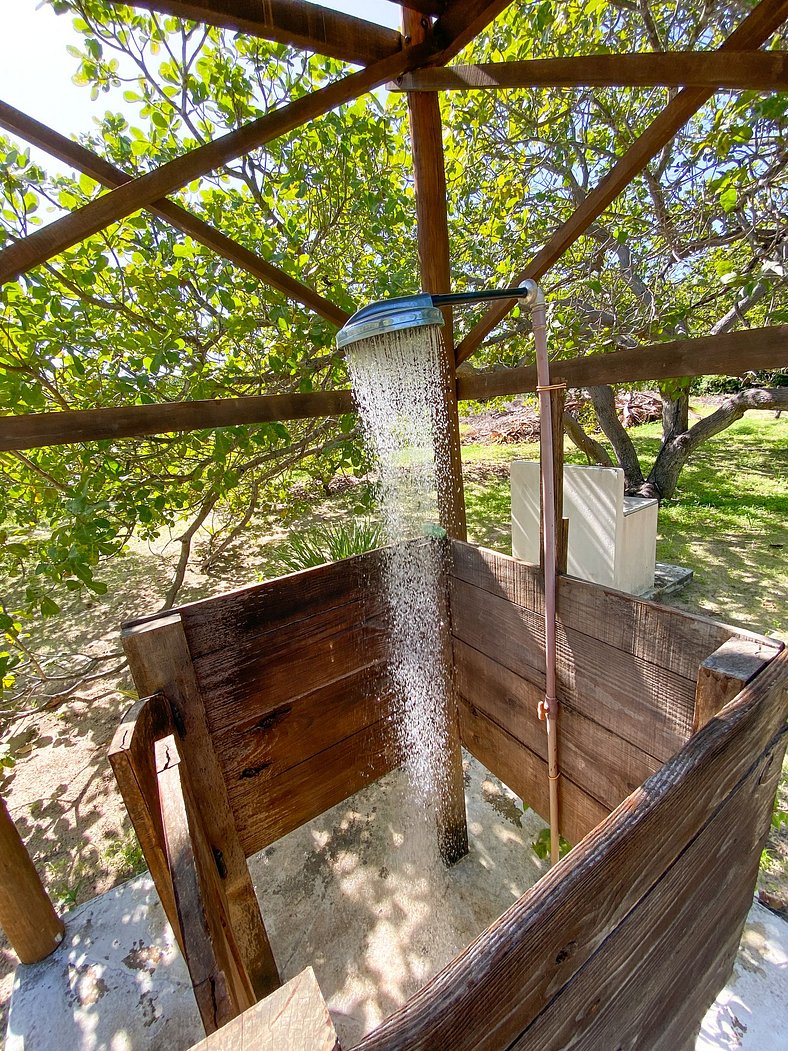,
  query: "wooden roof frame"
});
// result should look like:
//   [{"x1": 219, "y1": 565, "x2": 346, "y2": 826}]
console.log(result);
[{"x1": 1, "y1": 0, "x2": 787, "y2": 483}]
